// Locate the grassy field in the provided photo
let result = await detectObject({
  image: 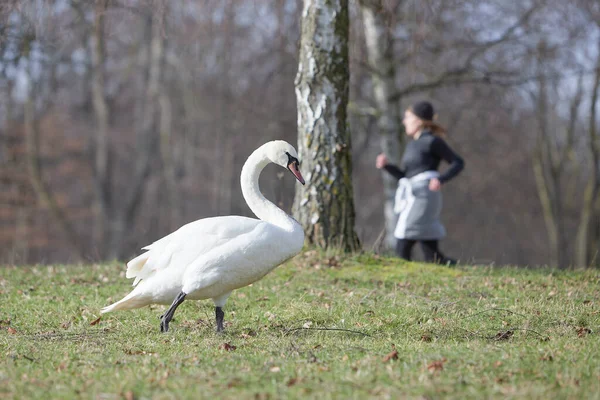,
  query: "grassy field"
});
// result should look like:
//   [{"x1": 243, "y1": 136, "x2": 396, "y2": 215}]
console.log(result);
[{"x1": 1, "y1": 250, "x2": 599, "y2": 399}]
